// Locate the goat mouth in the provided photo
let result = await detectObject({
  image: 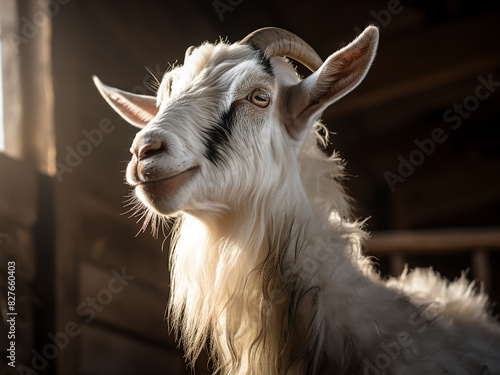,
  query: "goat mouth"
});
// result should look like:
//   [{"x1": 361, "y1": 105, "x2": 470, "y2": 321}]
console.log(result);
[
  {"x1": 133, "y1": 166, "x2": 199, "y2": 196},
  {"x1": 137, "y1": 166, "x2": 199, "y2": 185}
]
